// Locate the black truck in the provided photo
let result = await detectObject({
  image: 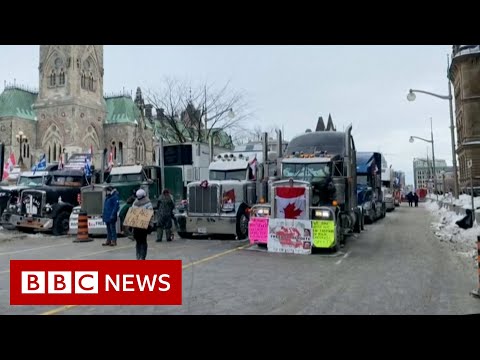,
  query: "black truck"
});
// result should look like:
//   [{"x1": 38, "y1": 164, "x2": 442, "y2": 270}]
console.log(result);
[{"x1": 11, "y1": 169, "x2": 97, "y2": 235}]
